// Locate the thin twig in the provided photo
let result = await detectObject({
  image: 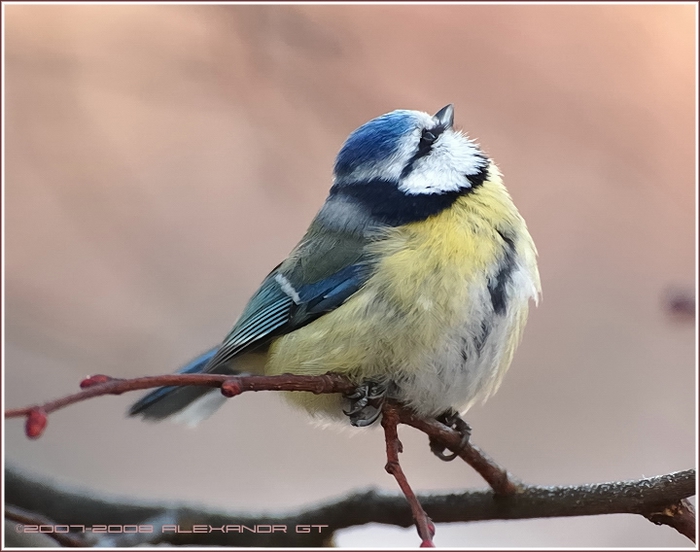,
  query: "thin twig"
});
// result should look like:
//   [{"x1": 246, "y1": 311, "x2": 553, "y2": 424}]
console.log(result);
[
  {"x1": 397, "y1": 407, "x2": 520, "y2": 496},
  {"x1": 4, "y1": 372, "x2": 356, "y2": 438},
  {"x1": 5, "y1": 372, "x2": 517, "y2": 496},
  {"x1": 381, "y1": 403, "x2": 435, "y2": 547},
  {"x1": 4, "y1": 373, "x2": 355, "y2": 419}
]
